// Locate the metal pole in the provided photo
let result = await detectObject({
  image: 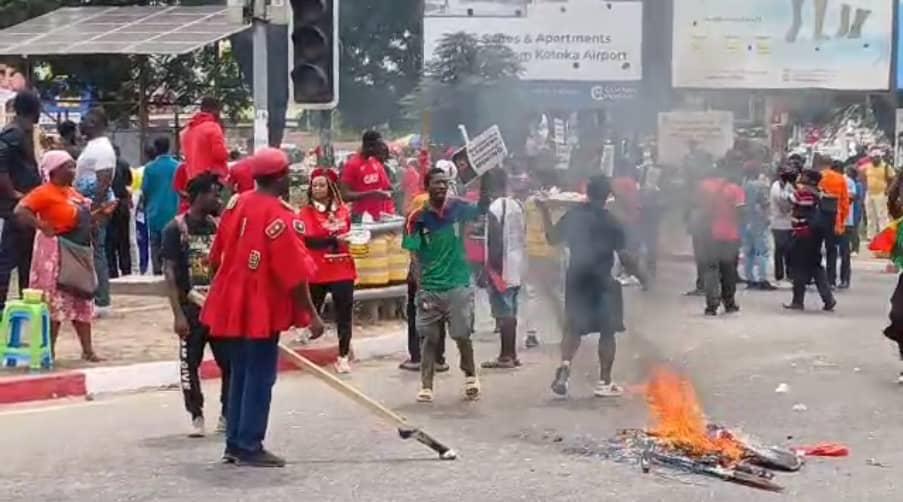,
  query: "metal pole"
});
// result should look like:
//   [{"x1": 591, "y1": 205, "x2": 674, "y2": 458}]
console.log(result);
[{"x1": 252, "y1": 0, "x2": 270, "y2": 151}]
